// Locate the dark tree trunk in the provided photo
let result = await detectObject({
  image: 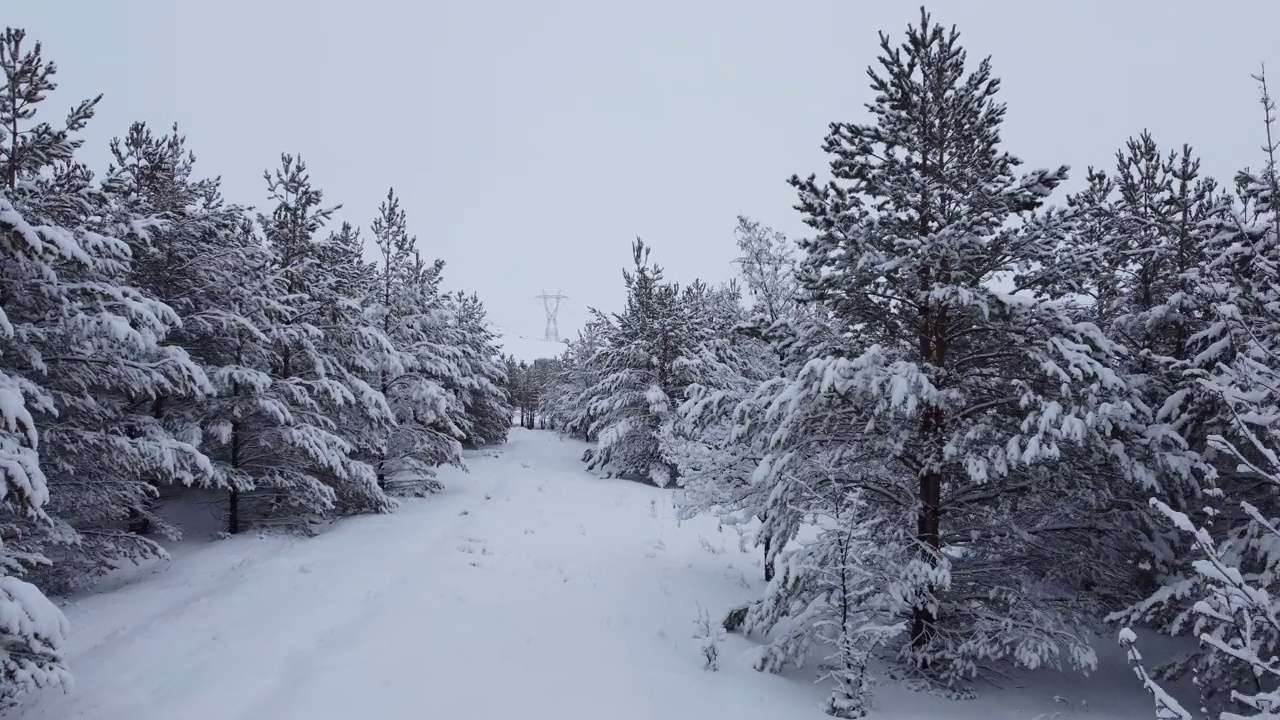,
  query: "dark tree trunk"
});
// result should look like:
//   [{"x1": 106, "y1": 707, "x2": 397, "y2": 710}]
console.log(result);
[
  {"x1": 911, "y1": 465, "x2": 942, "y2": 650},
  {"x1": 229, "y1": 413, "x2": 242, "y2": 535},
  {"x1": 911, "y1": 255, "x2": 947, "y2": 655},
  {"x1": 763, "y1": 534, "x2": 775, "y2": 582},
  {"x1": 127, "y1": 507, "x2": 151, "y2": 535},
  {"x1": 228, "y1": 489, "x2": 240, "y2": 535}
]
